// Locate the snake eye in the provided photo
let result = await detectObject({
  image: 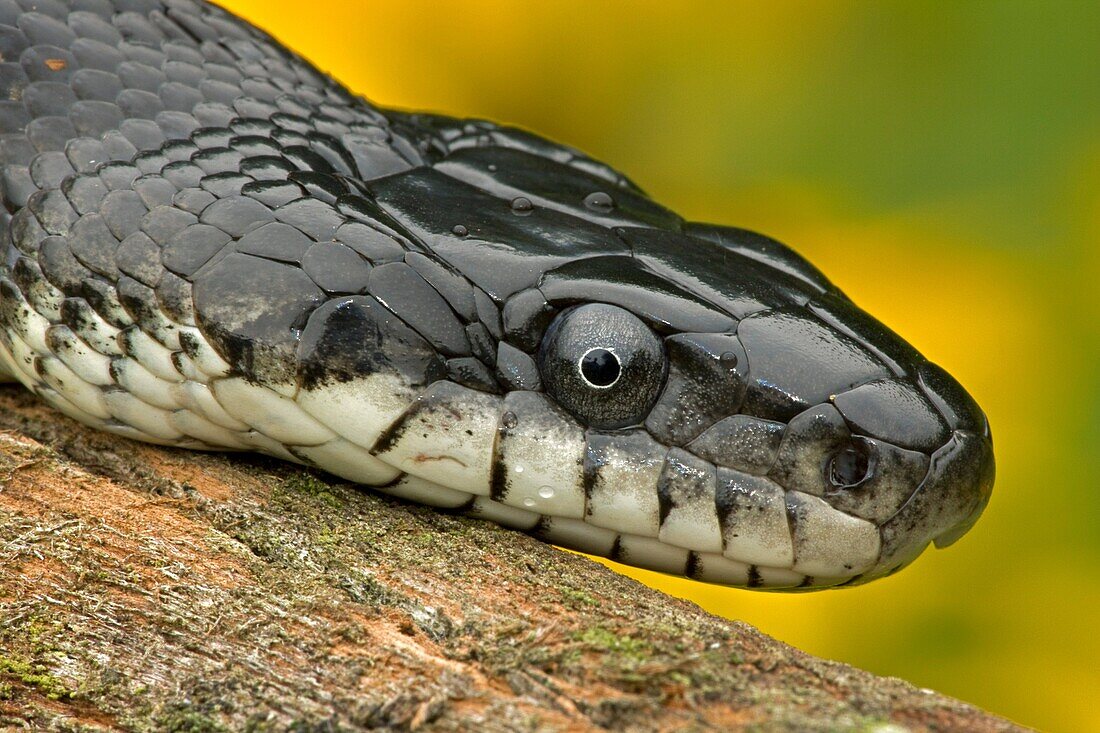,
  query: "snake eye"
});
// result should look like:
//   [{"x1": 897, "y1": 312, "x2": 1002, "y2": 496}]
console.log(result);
[
  {"x1": 827, "y1": 439, "x2": 875, "y2": 489},
  {"x1": 538, "y1": 304, "x2": 666, "y2": 428}
]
